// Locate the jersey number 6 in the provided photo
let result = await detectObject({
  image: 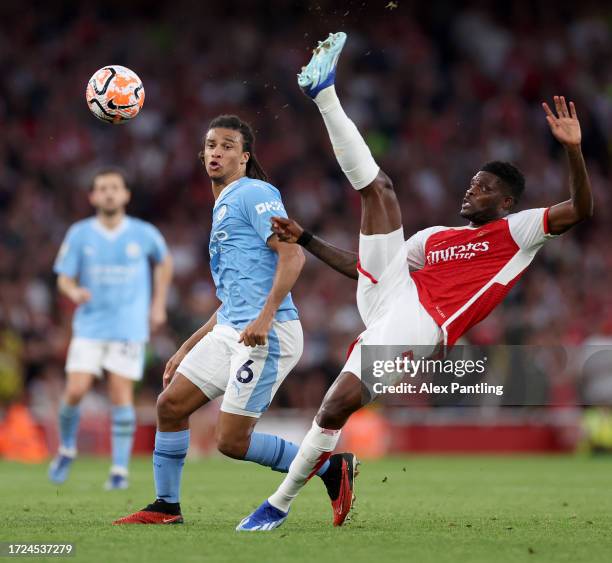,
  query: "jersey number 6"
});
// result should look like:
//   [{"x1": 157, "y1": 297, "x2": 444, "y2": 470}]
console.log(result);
[{"x1": 235, "y1": 360, "x2": 254, "y2": 383}]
